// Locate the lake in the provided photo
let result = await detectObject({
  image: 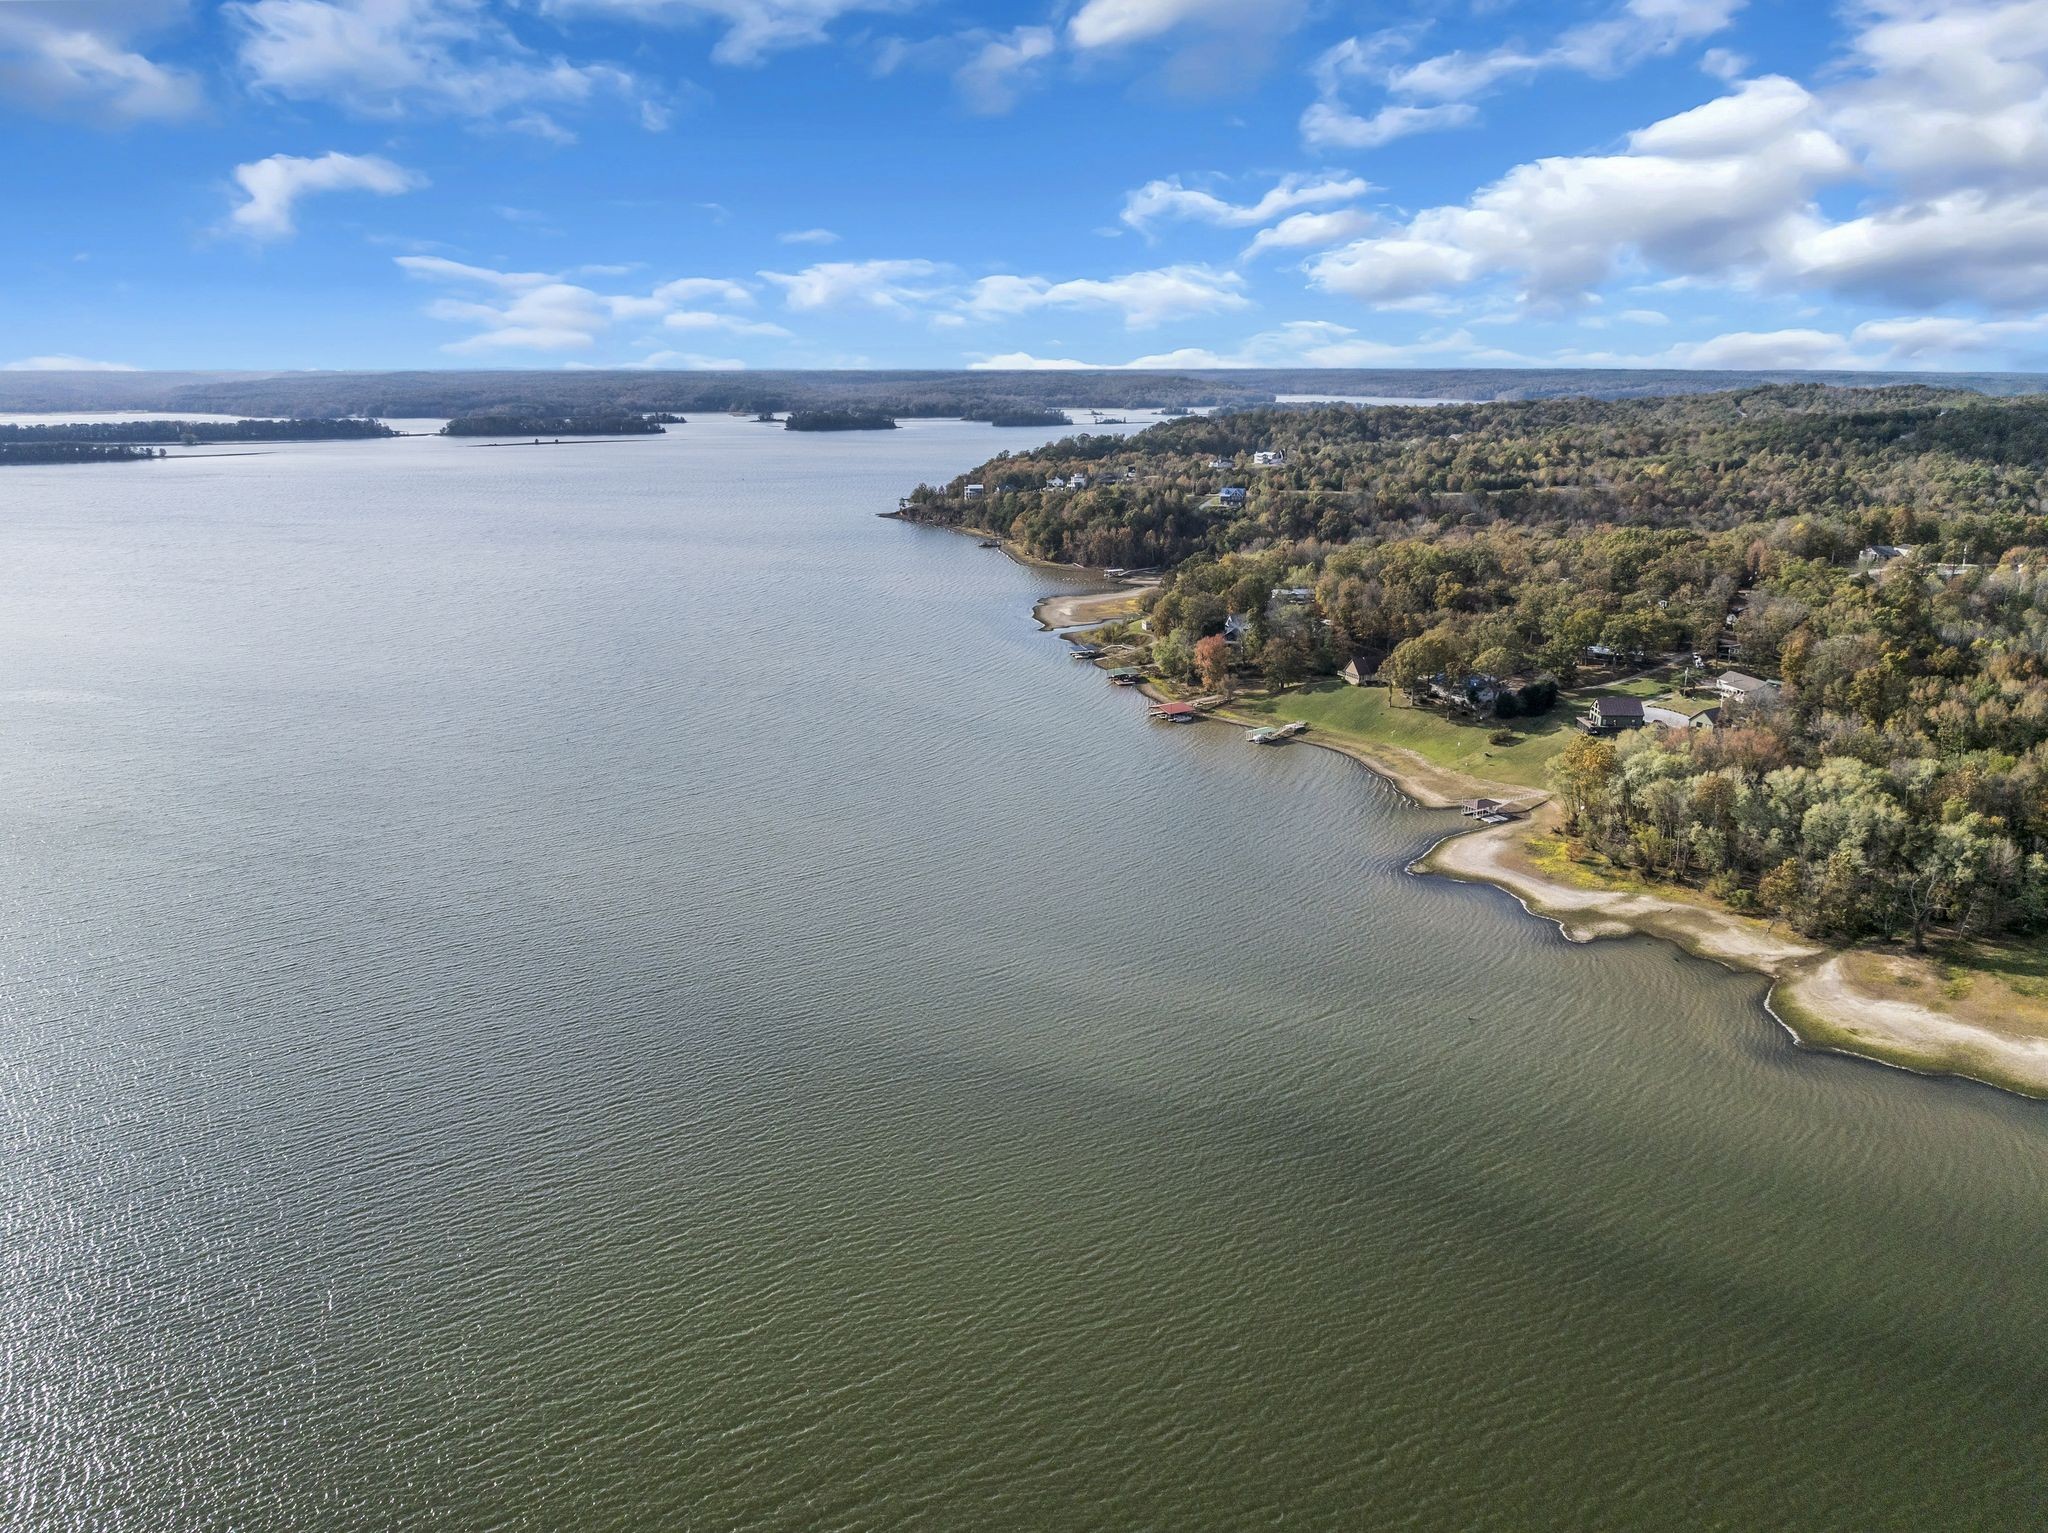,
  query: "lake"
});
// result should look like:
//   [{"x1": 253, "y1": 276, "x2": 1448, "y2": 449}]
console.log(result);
[{"x1": 0, "y1": 415, "x2": 2042, "y2": 1530}]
